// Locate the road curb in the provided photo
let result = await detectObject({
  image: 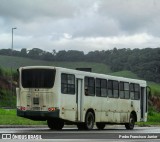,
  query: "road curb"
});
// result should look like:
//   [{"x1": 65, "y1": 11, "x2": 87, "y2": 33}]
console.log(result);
[
  {"x1": 0, "y1": 125, "x2": 75, "y2": 128},
  {"x1": 0, "y1": 125, "x2": 47, "y2": 128}
]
